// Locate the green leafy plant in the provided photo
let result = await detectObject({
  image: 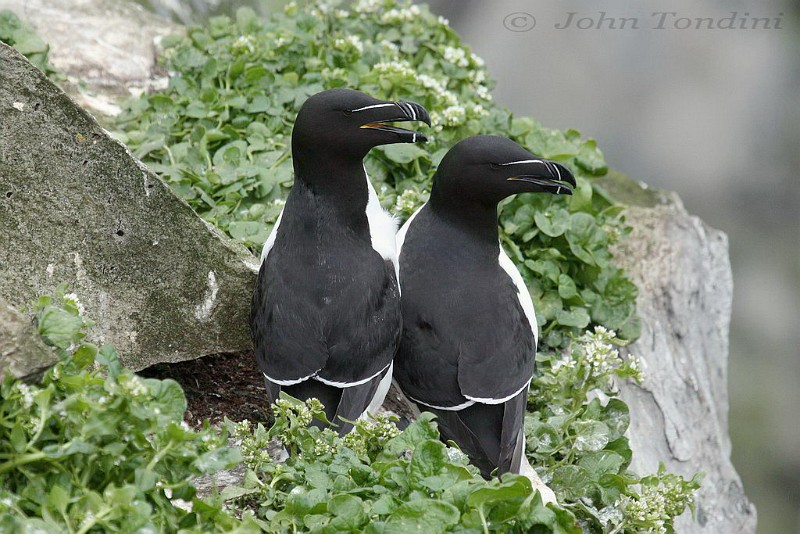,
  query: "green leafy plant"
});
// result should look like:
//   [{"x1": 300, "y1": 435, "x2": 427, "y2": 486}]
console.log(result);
[
  {"x1": 526, "y1": 327, "x2": 701, "y2": 533},
  {"x1": 221, "y1": 329, "x2": 699, "y2": 533},
  {"x1": 0, "y1": 287, "x2": 256, "y2": 532},
  {"x1": 113, "y1": 0, "x2": 639, "y2": 351},
  {"x1": 225, "y1": 398, "x2": 581, "y2": 533},
  {"x1": 0, "y1": 10, "x2": 59, "y2": 77}
]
